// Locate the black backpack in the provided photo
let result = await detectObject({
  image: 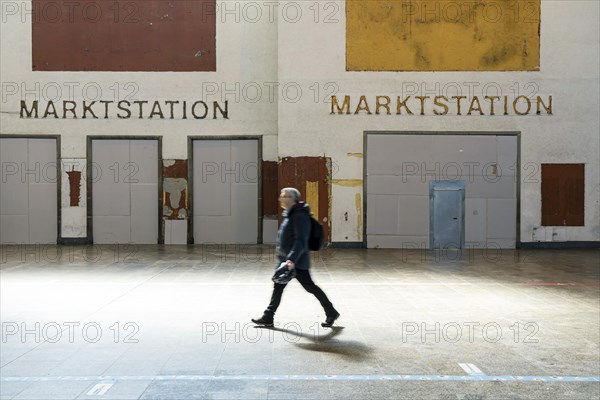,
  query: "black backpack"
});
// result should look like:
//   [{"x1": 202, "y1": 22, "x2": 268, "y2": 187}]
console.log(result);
[{"x1": 308, "y1": 216, "x2": 324, "y2": 251}]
